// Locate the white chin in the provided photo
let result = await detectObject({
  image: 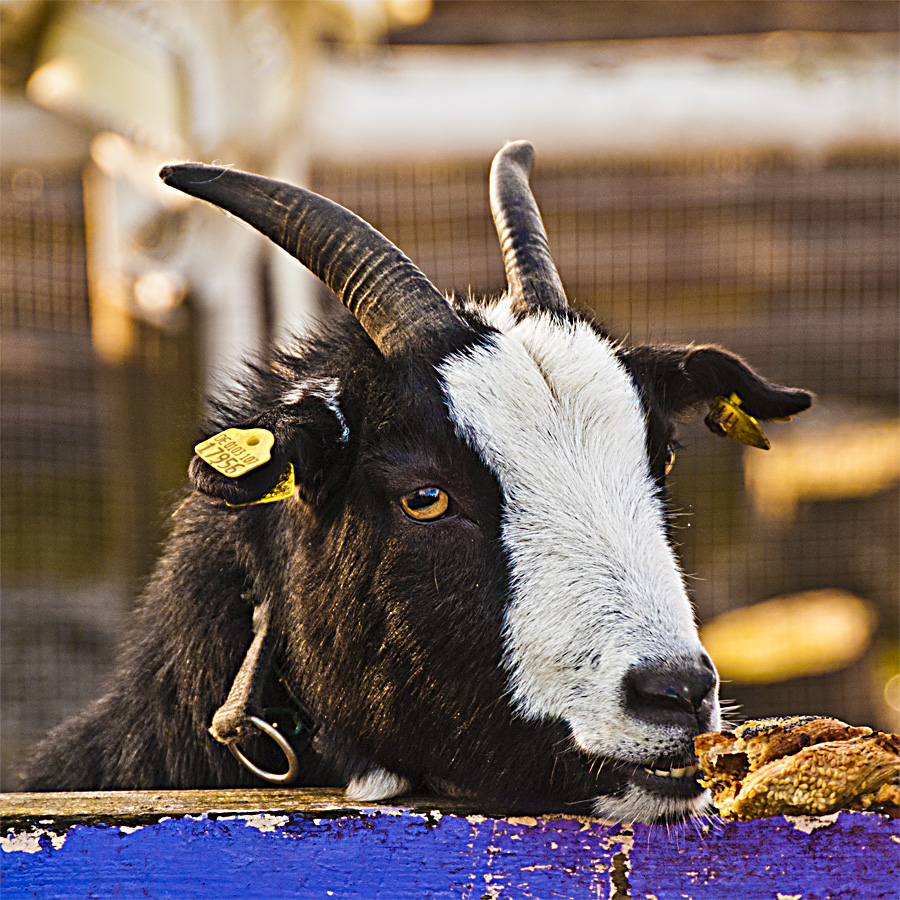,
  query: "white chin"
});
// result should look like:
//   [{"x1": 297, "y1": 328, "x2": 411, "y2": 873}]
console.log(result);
[{"x1": 592, "y1": 784, "x2": 714, "y2": 824}]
